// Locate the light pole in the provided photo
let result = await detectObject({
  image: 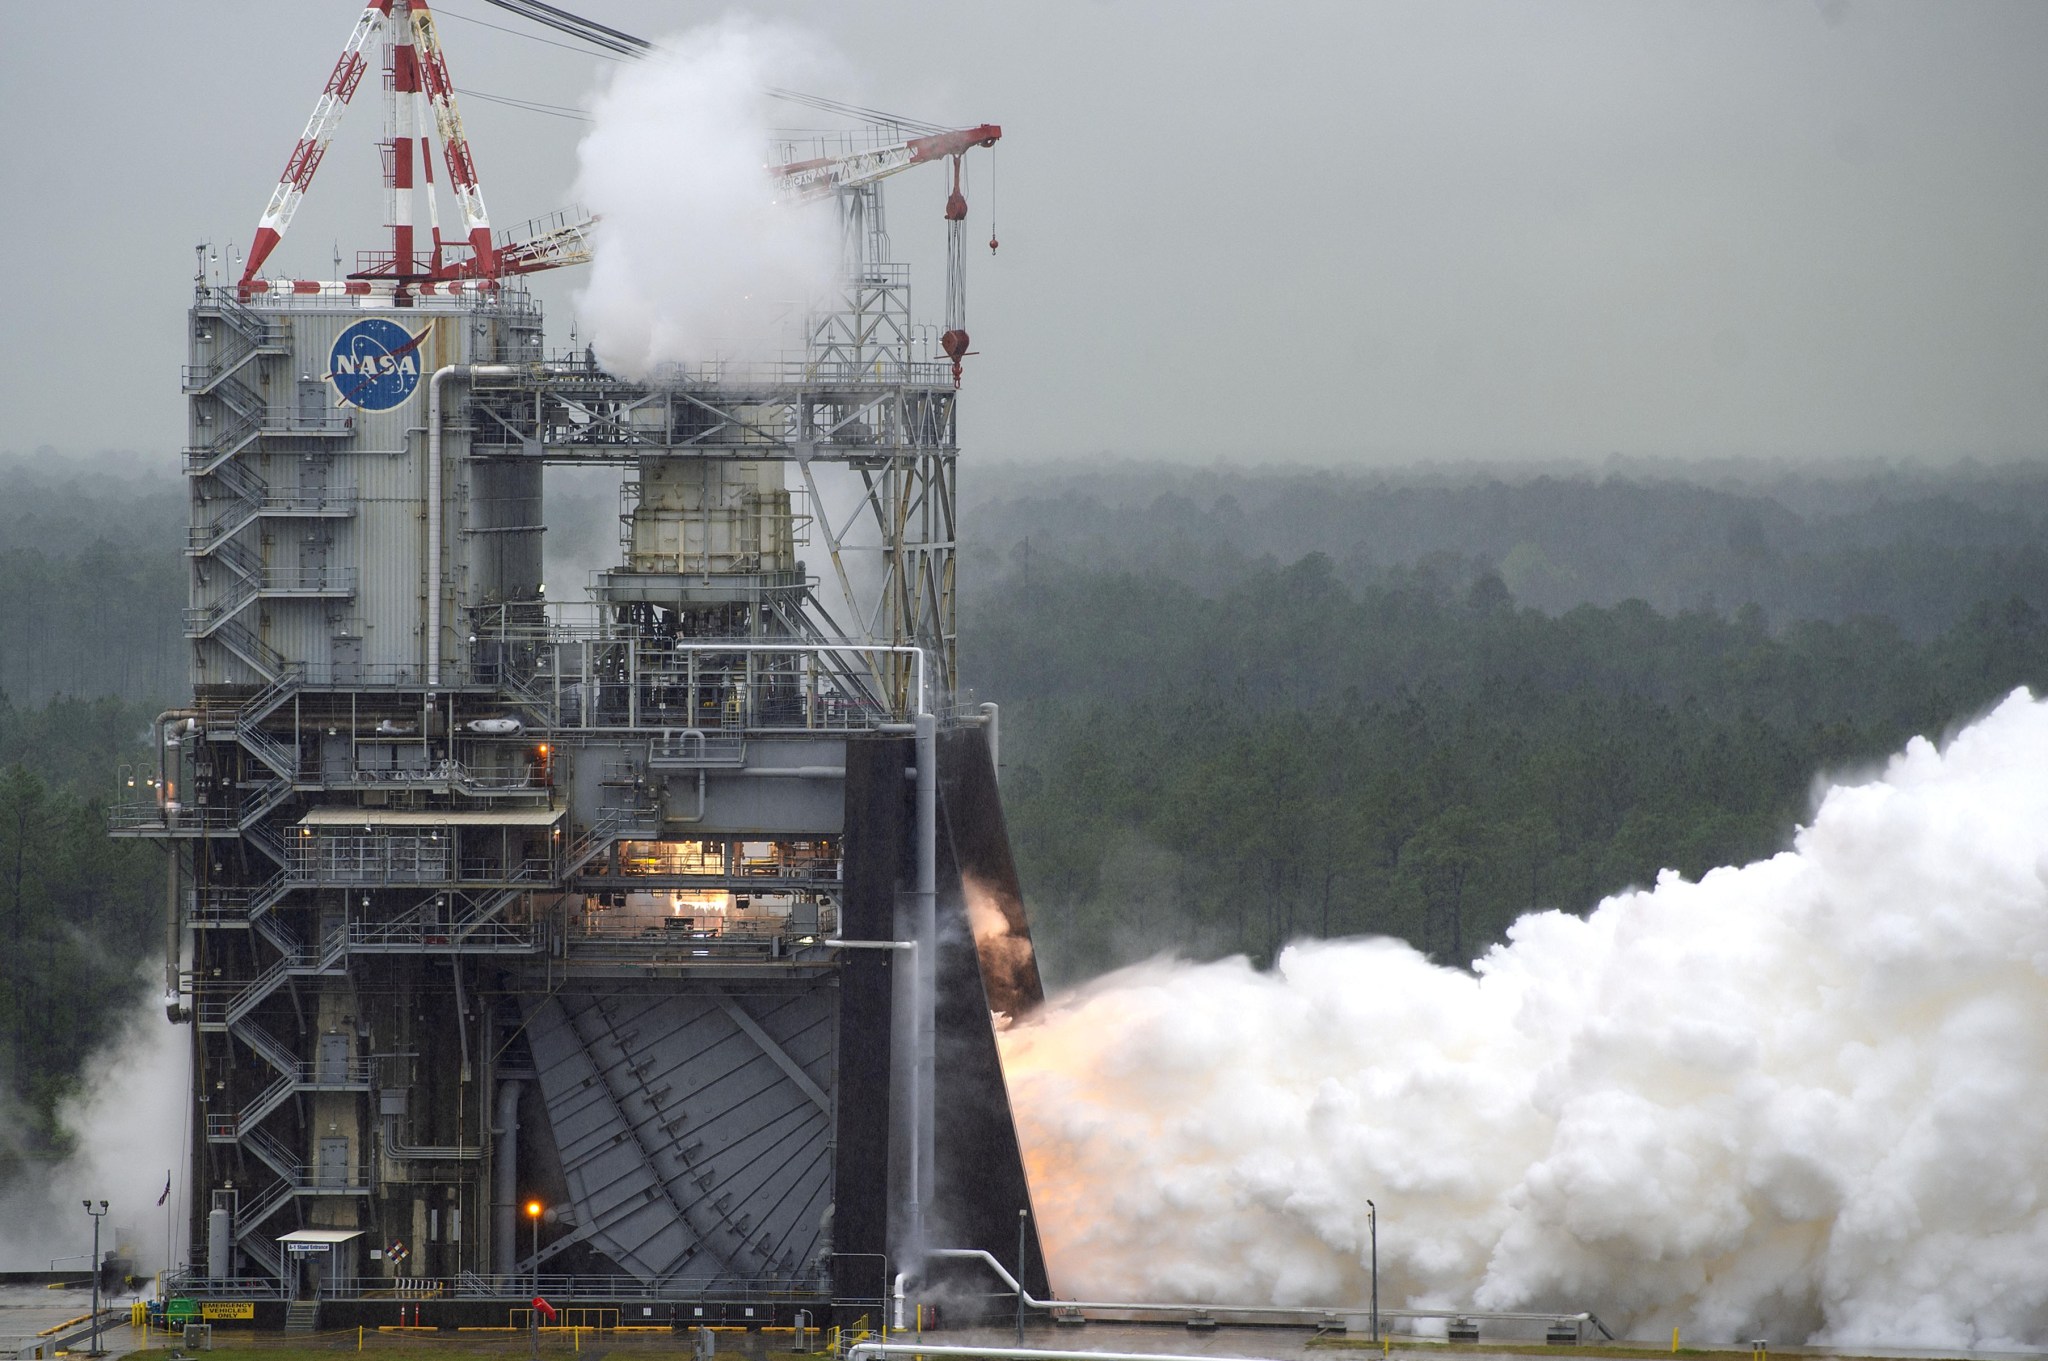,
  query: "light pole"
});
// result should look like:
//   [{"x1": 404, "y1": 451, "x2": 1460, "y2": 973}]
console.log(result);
[
  {"x1": 1015, "y1": 1208, "x2": 1030, "y2": 1344},
  {"x1": 525, "y1": 1200, "x2": 542, "y2": 1289},
  {"x1": 1366, "y1": 1199, "x2": 1378, "y2": 1346},
  {"x1": 525, "y1": 1200, "x2": 543, "y2": 1361},
  {"x1": 83, "y1": 1200, "x2": 108, "y2": 1357}
]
